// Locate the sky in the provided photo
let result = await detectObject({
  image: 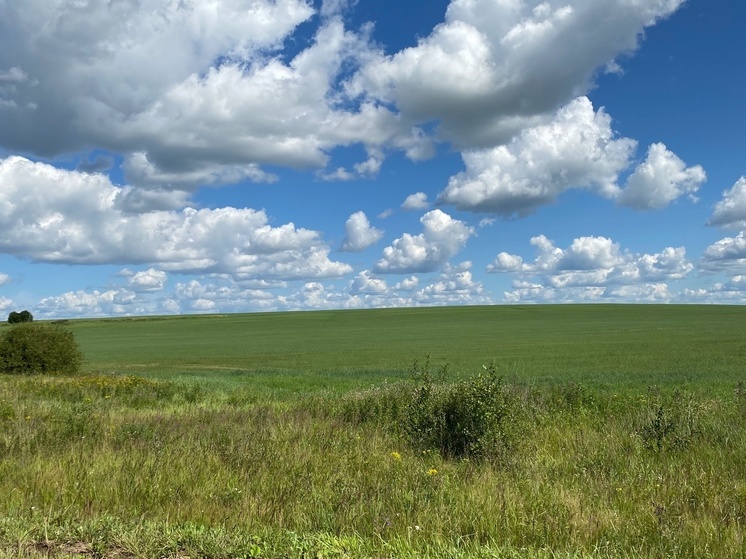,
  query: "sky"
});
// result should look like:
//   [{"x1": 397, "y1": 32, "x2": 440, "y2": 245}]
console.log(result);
[{"x1": 0, "y1": 0, "x2": 745, "y2": 319}]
